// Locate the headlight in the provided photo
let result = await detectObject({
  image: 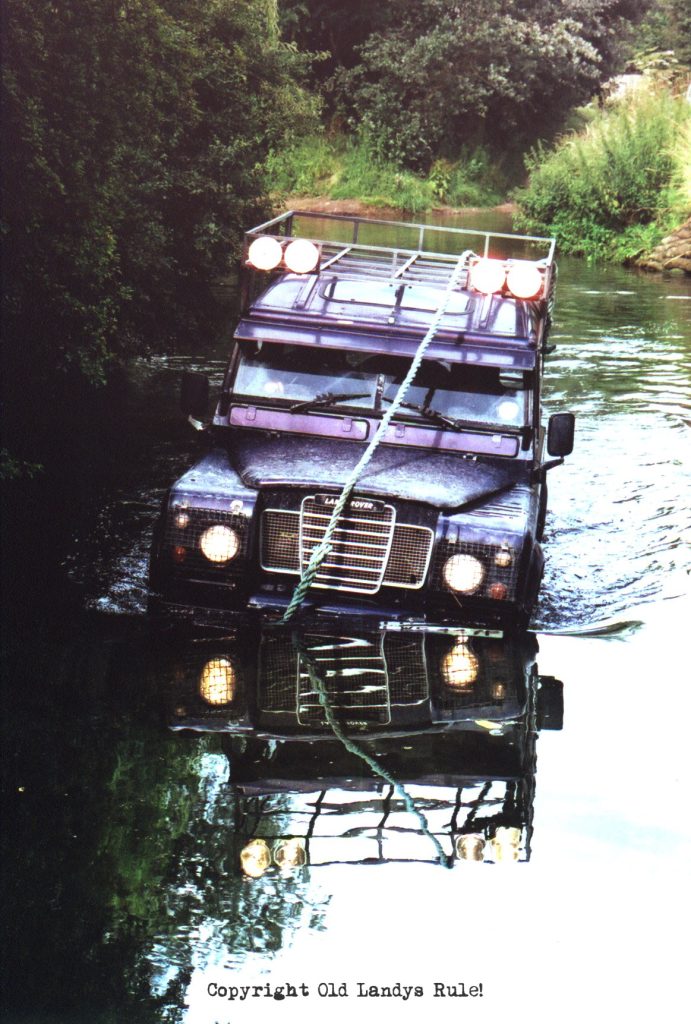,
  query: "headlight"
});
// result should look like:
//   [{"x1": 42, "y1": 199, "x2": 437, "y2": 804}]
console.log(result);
[
  {"x1": 443, "y1": 553, "x2": 485, "y2": 593},
  {"x1": 200, "y1": 524, "x2": 240, "y2": 563},
  {"x1": 506, "y1": 262, "x2": 543, "y2": 300},
  {"x1": 469, "y1": 258, "x2": 505, "y2": 294},
  {"x1": 284, "y1": 239, "x2": 320, "y2": 274},
  {"x1": 199, "y1": 657, "x2": 236, "y2": 705},
  {"x1": 240, "y1": 839, "x2": 271, "y2": 878},
  {"x1": 441, "y1": 639, "x2": 479, "y2": 689},
  {"x1": 247, "y1": 235, "x2": 282, "y2": 271}
]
